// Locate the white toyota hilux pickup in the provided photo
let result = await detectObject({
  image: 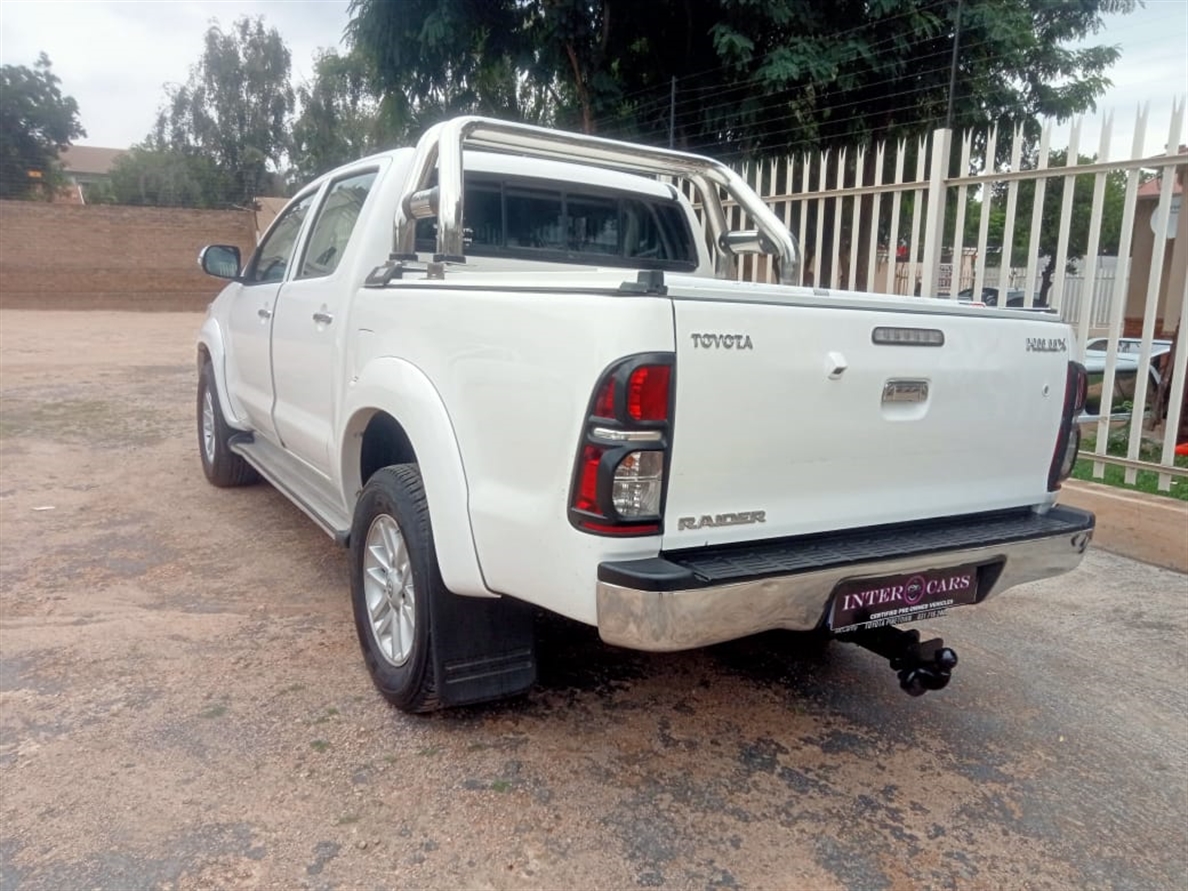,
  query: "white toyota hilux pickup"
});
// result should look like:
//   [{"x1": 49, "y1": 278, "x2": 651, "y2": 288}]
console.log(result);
[{"x1": 196, "y1": 117, "x2": 1094, "y2": 712}]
